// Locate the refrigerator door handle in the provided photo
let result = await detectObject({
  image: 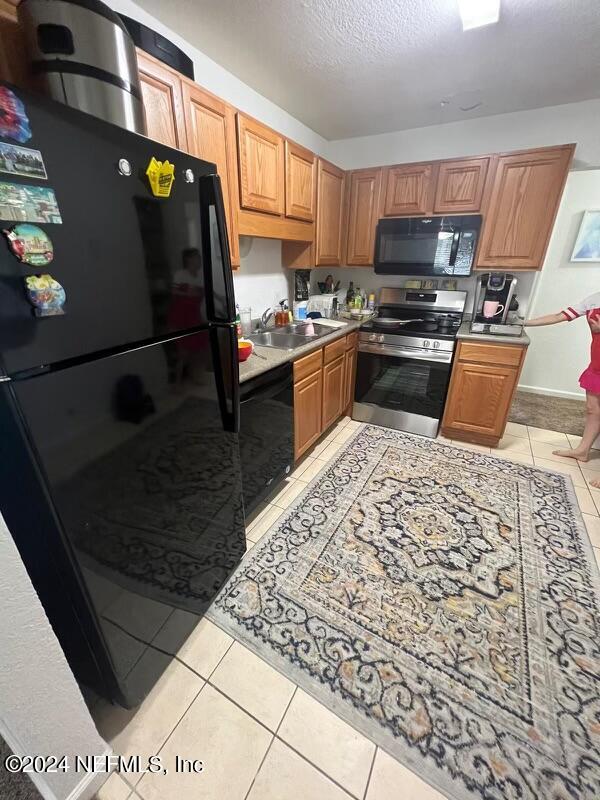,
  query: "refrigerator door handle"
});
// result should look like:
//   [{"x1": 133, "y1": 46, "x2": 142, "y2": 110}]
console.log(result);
[
  {"x1": 211, "y1": 324, "x2": 240, "y2": 433},
  {"x1": 199, "y1": 174, "x2": 236, "y2": 324}
]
